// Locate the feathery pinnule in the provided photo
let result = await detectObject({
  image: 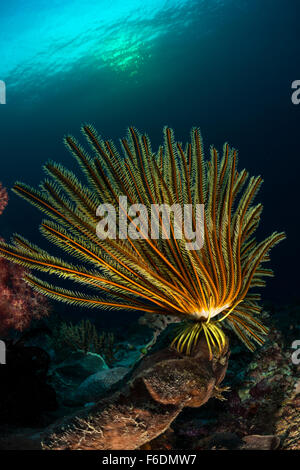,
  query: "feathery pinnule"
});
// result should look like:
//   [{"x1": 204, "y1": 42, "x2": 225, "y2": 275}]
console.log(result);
[{"x1": 0, "y1": 126, "x2": 285, "y2": 358}]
